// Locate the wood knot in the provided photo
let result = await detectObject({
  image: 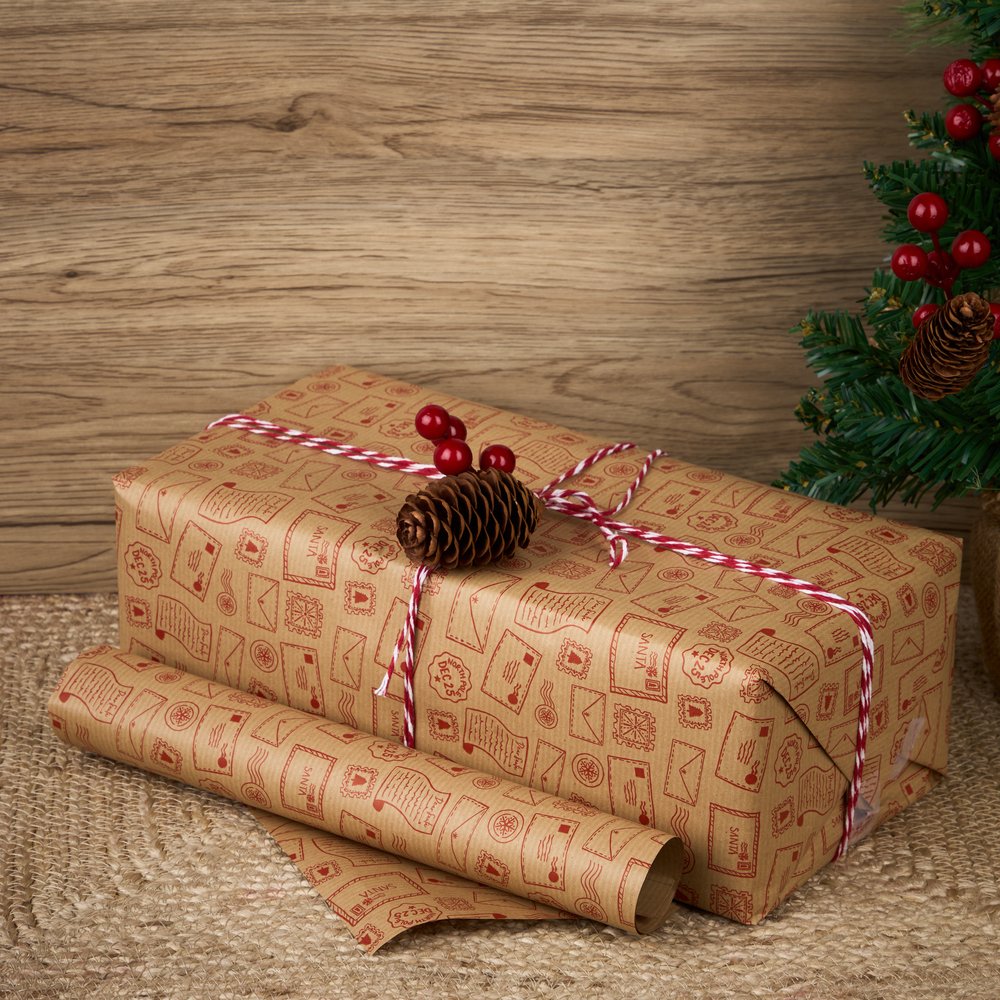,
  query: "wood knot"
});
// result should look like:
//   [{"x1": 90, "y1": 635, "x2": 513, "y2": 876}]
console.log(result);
[
  {"x1": 63, "y1": 269, "x2": 79, "y2": 279},
  {"x1": 275, "y1": 113, "x2": 307, "y2": 133}
]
